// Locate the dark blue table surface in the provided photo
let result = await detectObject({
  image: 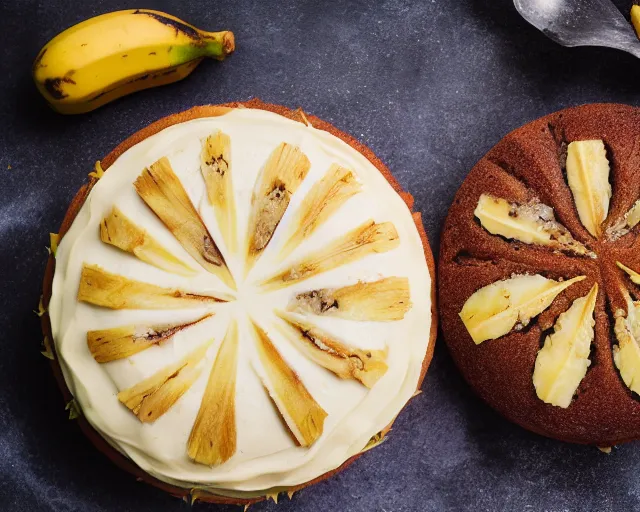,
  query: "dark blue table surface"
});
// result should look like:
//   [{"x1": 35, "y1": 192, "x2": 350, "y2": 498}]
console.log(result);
[{"x1": 2, "y1": 0, "x2": 640, "y2": 510}]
